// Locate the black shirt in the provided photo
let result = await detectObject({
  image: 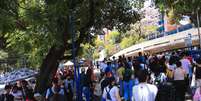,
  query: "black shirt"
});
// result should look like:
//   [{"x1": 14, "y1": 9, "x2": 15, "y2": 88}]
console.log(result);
[
  {"x1": 196, "y1": 65, "x2": 201, "y2": 79},
  {"x1": 0, "y1": 93, "x2": 14, "y2": 101}
]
